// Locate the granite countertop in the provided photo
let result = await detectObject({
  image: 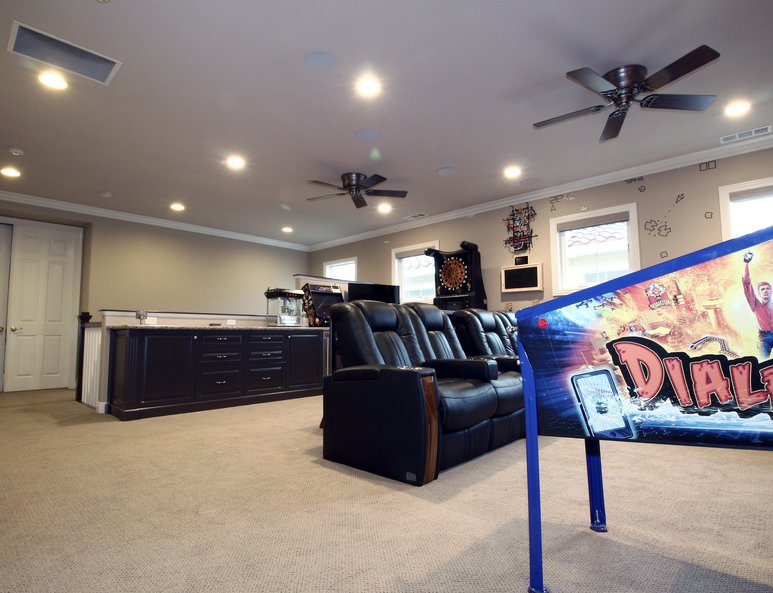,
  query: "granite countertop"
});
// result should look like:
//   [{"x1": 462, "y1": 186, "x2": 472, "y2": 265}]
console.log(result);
[{"x1": 109, "y1": 325, "x2": 329, "y2": 331}]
